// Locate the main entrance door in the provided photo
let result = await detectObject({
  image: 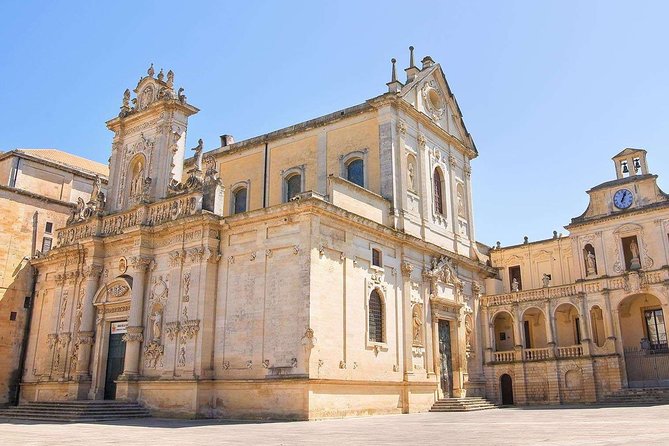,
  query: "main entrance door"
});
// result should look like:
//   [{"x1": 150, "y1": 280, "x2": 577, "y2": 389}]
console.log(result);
[
  {"x1": 438, "y1": 320, "x2": 453, "y2": 397},
  {"x1": 104, "y1": 321, "x2": 127, "y2": 400},
  {"x1": 500, "y1": 374, "x2": 514, "y2": 405}
]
